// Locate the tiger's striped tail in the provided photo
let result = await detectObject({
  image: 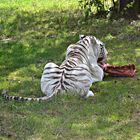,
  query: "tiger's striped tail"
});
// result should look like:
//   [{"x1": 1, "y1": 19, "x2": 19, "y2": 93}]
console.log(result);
[{"x1": 1, "y1": 90, "x2": 53, "y2": 102}]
